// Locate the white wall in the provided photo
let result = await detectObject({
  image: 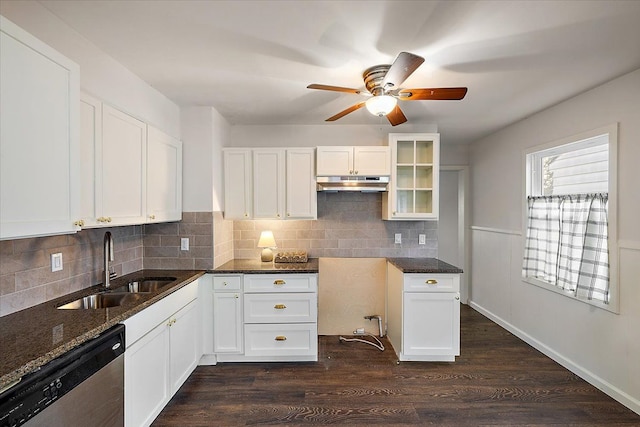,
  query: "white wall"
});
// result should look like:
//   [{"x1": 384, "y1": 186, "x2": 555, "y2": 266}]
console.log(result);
[
  {"x1": 469, "y1": 69, "x2": 640, "y2": 413},
  {"x1": 230, "y1": 123, "x2": 437, "y2": 147},
  {"x1": 0, "y1": 1, "x2": 180, "y2": 138}
]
